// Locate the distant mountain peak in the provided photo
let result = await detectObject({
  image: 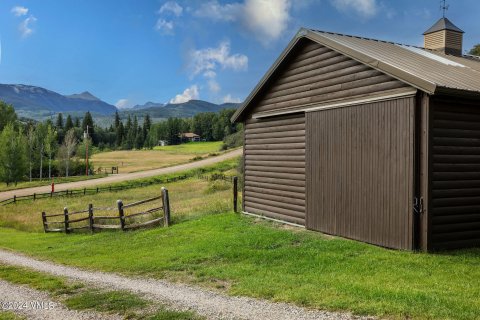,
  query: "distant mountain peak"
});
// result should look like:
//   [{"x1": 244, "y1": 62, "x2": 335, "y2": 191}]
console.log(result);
[
  {"x1": 0, "y1": 83, "x2": 117, "y2": 118},
  {"x1": 67, "y1": 91, "x2": 100, "y2": 101}
]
